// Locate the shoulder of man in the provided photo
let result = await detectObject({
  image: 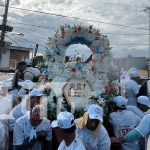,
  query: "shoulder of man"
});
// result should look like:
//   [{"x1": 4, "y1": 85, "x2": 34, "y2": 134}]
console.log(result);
[
  {"x1": 74, "y1": 137, "x2": 86, "y2": 150},
  {"x1": 11, "y1": 103, "x2": 22, "y2": 114},
  {"x1": 42, "y1": 118, "x2": 51, "y2": 125},
  {"x1": 126, "y1": 79, "x2": 136, "y2": 85},
  {"x1": 24, "y1": 68, "x2": 32, "y2": 73},
  {"x1": 31, "y1": 67, "x2": 41, "y2": 75},
  {"x1": 15, "y1": 112, "x2": 29, "y2": 124},
  {"x1": 98, "y1": 124, "x2": 110, "y2": 140},
  {"x1": 23, "y1": 69, "x2": 34, "y2": 78},
  {"x1": 35, "y1": 118, "x2": 51, "y2": 131}
]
